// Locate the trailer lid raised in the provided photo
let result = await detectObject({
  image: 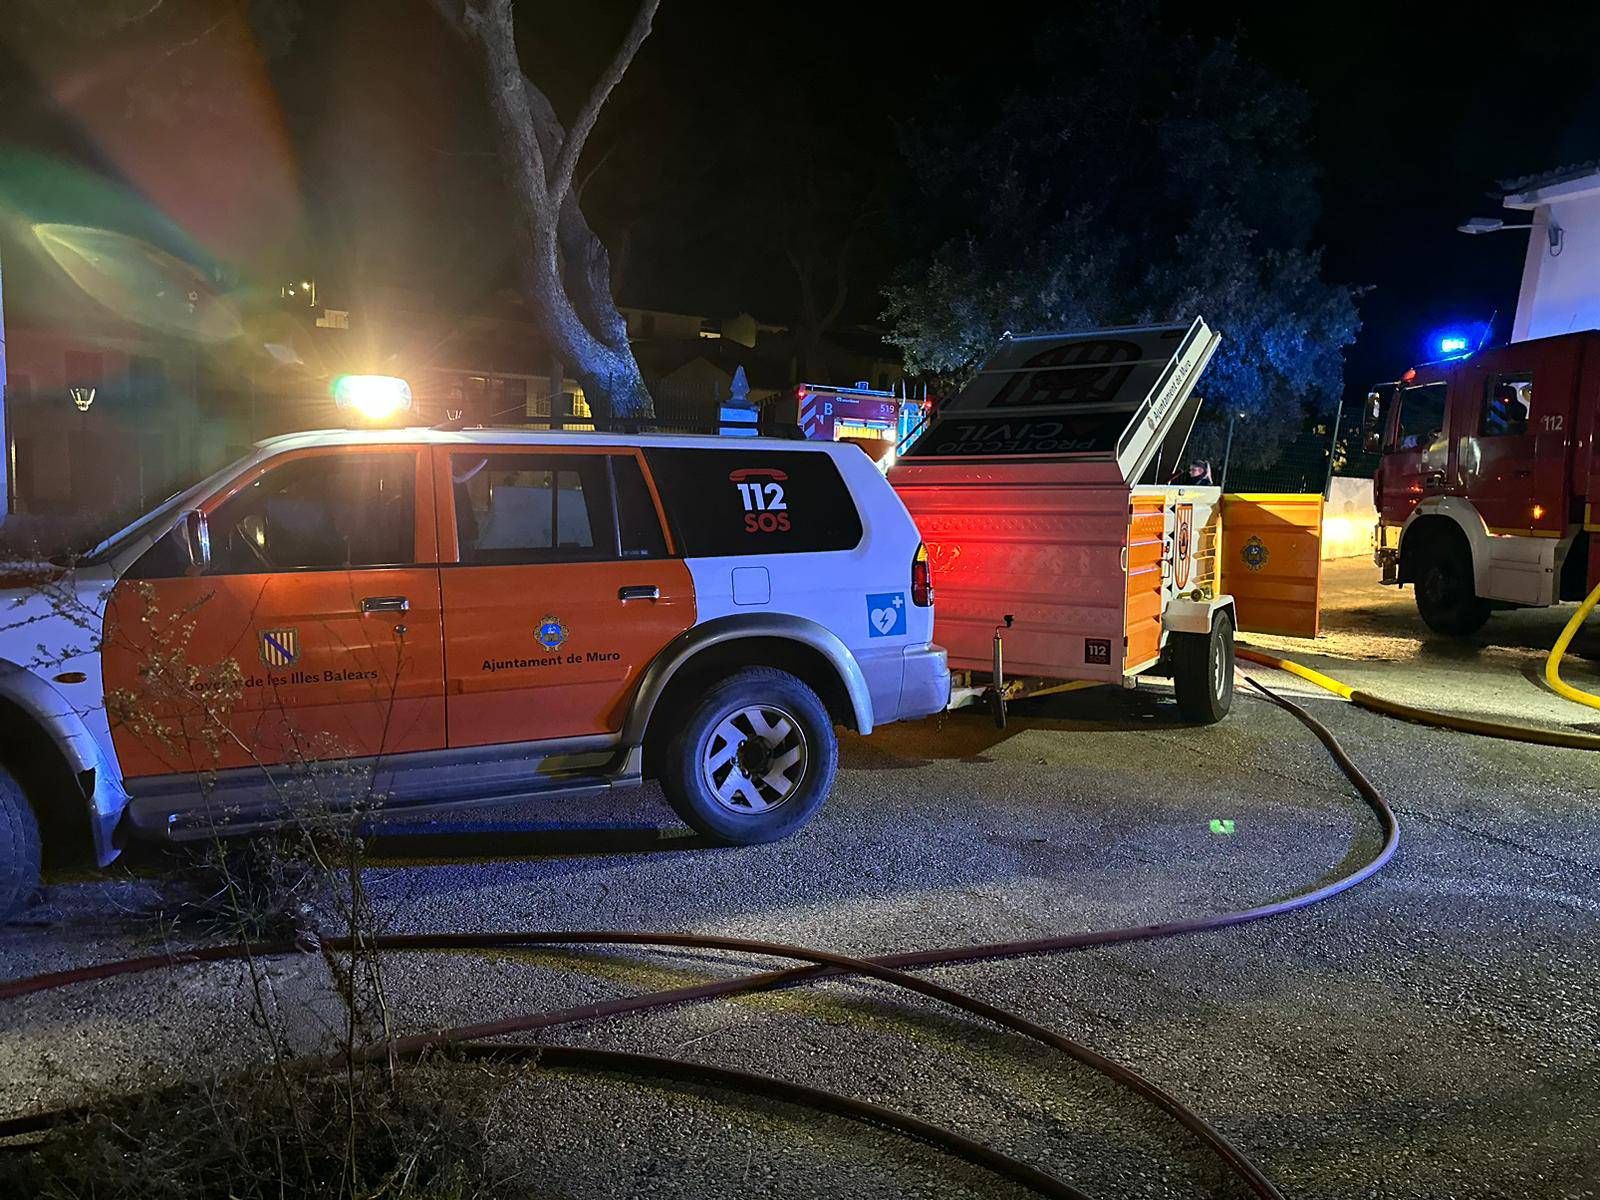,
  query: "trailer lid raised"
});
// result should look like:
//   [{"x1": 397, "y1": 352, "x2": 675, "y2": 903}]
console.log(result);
[{"x1": 901, "y1": 317, "x2": 1221, "y2": 485}]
